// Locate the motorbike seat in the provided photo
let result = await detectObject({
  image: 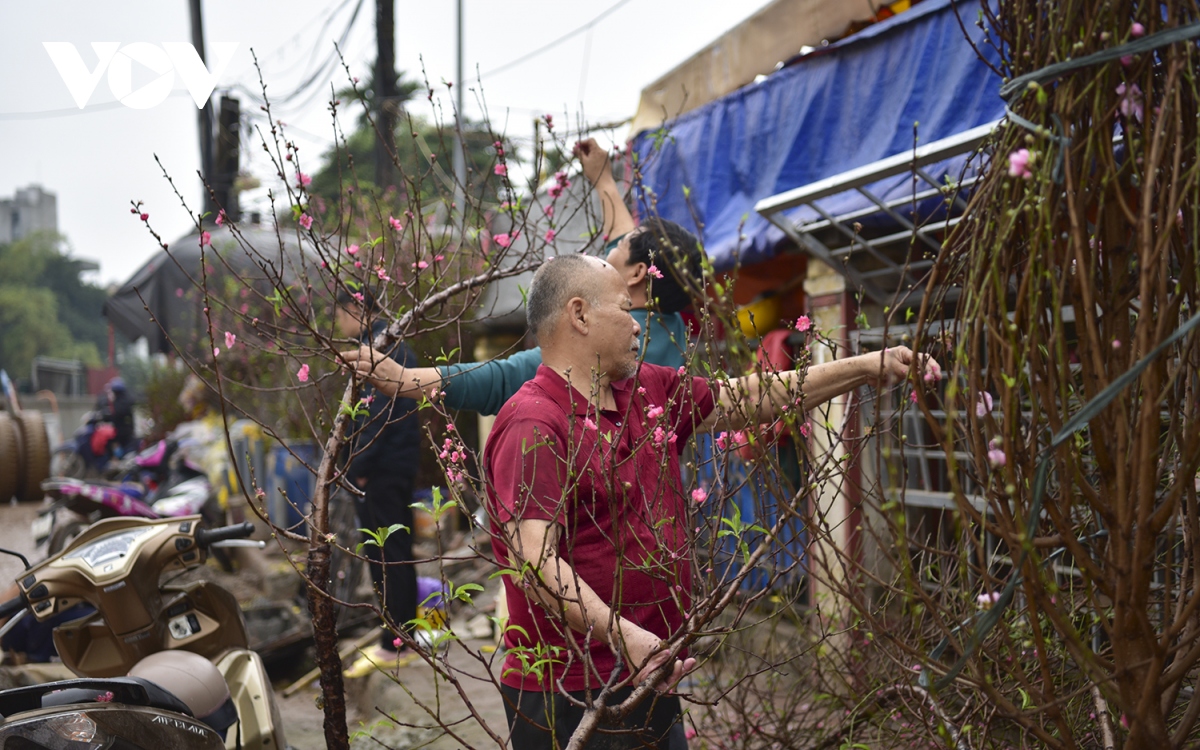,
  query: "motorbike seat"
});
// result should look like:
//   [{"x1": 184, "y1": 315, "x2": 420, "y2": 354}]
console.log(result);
[{"x1": 9, "y1": 677, "x2": 195, "y2": 717}]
